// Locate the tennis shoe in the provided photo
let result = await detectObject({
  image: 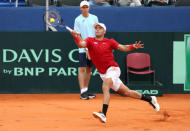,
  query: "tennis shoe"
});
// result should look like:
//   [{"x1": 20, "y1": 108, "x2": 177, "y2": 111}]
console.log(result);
[
  {"x1": 80, "y1": 92, "x2": 89, "y2": 100},
  {"x1": 149, "y1": 96, "x2": 160, "y2": 112},
  {"x1": 93, "y1": 112, "x2": 106, "y2": 123}
]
